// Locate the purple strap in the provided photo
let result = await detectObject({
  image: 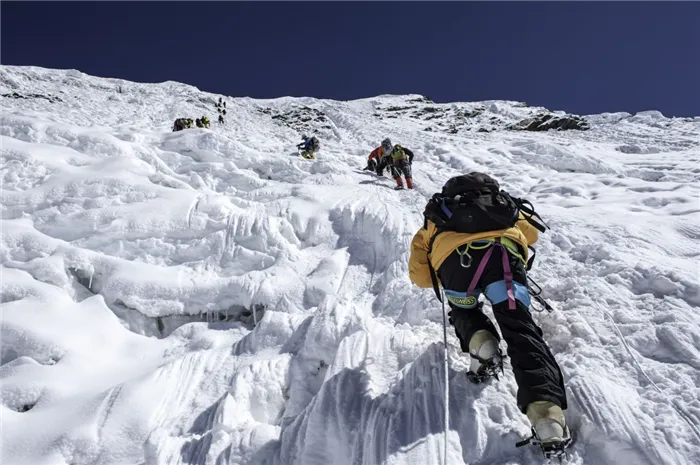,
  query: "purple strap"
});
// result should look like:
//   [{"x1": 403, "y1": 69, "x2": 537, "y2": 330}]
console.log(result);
[
  {"x1": 467, "y1": 246, "x2": 494, "y2": 293},
  {"x1": 500, "y1": 244, "x2": 516, "y2": 310},
  {"x1": 466, "y1": 242, "x2": 517, "y2": 310}
]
